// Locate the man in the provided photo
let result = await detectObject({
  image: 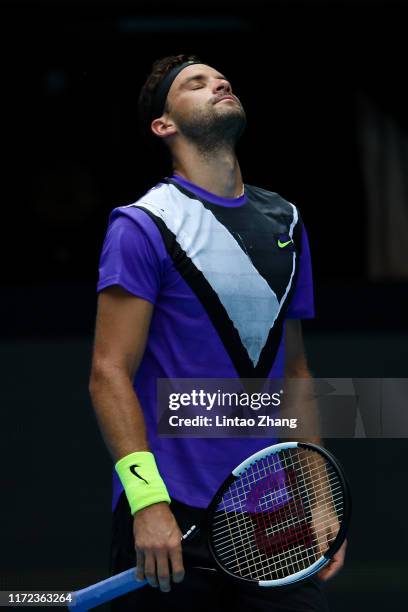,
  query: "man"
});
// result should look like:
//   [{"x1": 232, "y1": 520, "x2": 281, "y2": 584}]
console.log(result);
[{"x1": 89, "y1": 54, "x2": 346, "y2": 611}]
